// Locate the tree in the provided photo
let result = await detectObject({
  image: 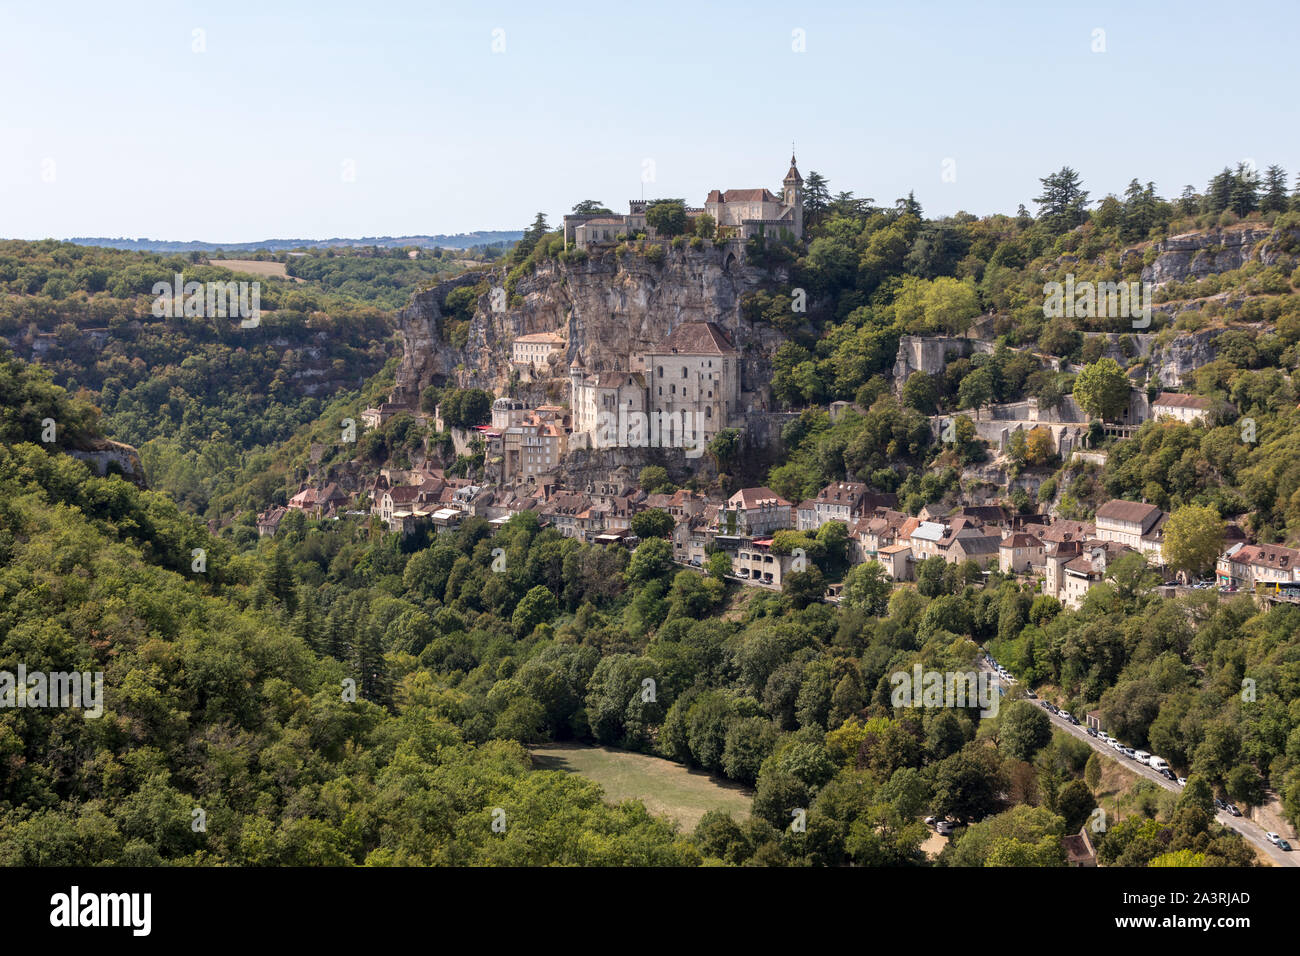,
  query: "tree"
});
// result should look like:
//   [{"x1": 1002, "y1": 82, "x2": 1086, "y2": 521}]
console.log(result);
[
  {"x1": 803, "y1": 171, "x2": 831, "y2": 226},
  {"x1": 1260, "y1": 166, "x2": 1289, "y2": 213},
  {"x1": 631, "y1": 508, "x2": 674, "y2": 540},
  {"x1": 1162, "y1": 504, "x2": 1226, "y2": 579},
  {"x1": 1056, "y1": 779, "x2": 1098, "y2": 833},
  {"x1": 638, "y1": 465, "x2": 672, "y2": 494},
  {"x1": 512, "y1": 585, "x2": 559, "y2": 636},
  {"x1": 841, "y1": 561, "x2": 890, "y2": 615},
  {"x1": 626, "y1": 537, "x2": 675, "y2": 583},
  {"x1": 999, "y1": 700, "x2": 1052, "y2": 761},
  {"x1": 1229, "y1": 162, "x2": 1258, "y2": 217},
  {"x1": 693, "y1": 213, "x2": 716, "y2": 239},
  {"x1": 1034, "y1": 167, "x2": 1090, "y2": 234},
  {"x1": 645, "y1": 199, "x2": 688, "y2": 238},
  {"x1": 1072, "y1": 358, "x2": 1130, "y2": 422},
  {"x1": 957, "y1": 366, "x2": 995, "y2": 412},
  {"x1": 782, "y1": 567, "x2": 826, "y2": 610},
  {"x1": 901, "y1": 371, "x2": 938, "y2": 414},
  {"x1": 571, "y1": 200, "x2": 612, "y2": 215},
  {"x1": 705, "y1": 550, "x2": 731, "y2": 580}
]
